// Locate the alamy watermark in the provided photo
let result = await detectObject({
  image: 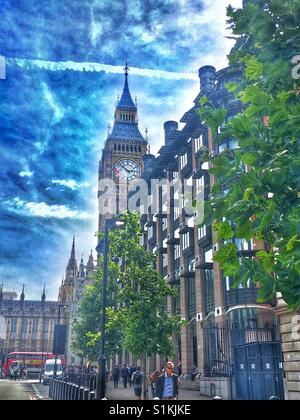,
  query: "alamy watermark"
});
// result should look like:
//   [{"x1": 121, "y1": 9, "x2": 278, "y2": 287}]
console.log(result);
[
  {"x1": 291, "y1": 55, "x2": 300, "y2": 80},
  {"x1": 0, "y1": 55, "x2": 6, "y2": 80},
  {"x1": 98, "y1": 177, "x2": 205, "y2": 227}
]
